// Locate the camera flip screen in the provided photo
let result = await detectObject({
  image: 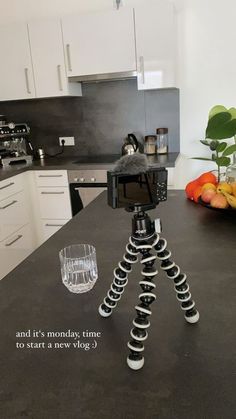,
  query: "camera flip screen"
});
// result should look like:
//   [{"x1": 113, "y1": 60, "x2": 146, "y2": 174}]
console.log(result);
[{"x1": 107, "y1": 168, "x2": 168, "y2": 209}]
